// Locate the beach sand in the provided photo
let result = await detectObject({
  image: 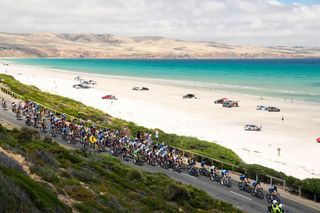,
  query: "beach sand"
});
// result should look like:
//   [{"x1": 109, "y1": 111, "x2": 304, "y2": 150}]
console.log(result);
[{"x1": 1, "y1": 63, "x2": 319, "y2": 179}]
